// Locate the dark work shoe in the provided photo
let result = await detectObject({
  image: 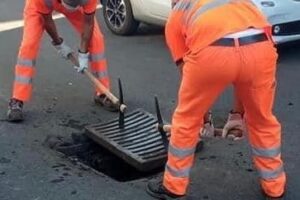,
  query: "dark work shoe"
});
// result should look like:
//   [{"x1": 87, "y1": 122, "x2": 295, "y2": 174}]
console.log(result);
[
  {"x1": 146, "y1": 179, "x2": 185, "y2": 200},
  {"x1": 94, "y1": 94, "x2": 119, "y2": 112},
  {"x1": 7, "y1": 98, "x2": 24, "y2": 122}
]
